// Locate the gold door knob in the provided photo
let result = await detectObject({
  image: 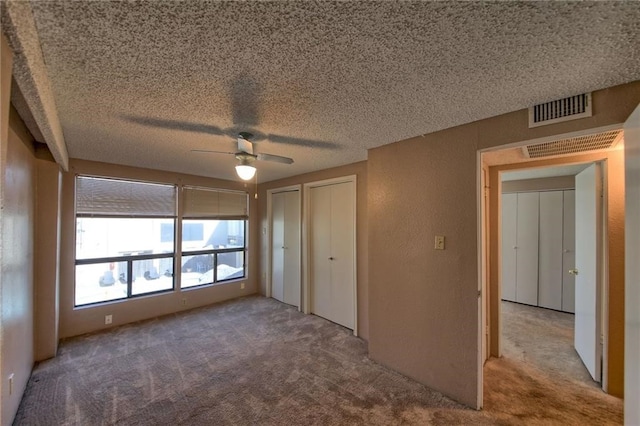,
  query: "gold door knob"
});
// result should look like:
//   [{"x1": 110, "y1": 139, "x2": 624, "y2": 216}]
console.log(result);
[{"x1": 569, "y1": 268, "x2": 579, "y2": 276}]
